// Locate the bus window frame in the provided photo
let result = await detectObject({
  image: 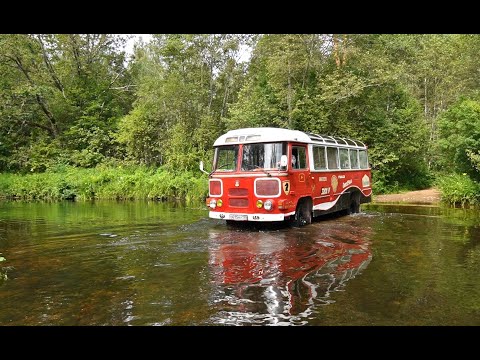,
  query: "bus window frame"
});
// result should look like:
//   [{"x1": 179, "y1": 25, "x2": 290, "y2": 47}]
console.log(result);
[{"x1": 290, "y1": 144, "x2": 308, "y2": 171}]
